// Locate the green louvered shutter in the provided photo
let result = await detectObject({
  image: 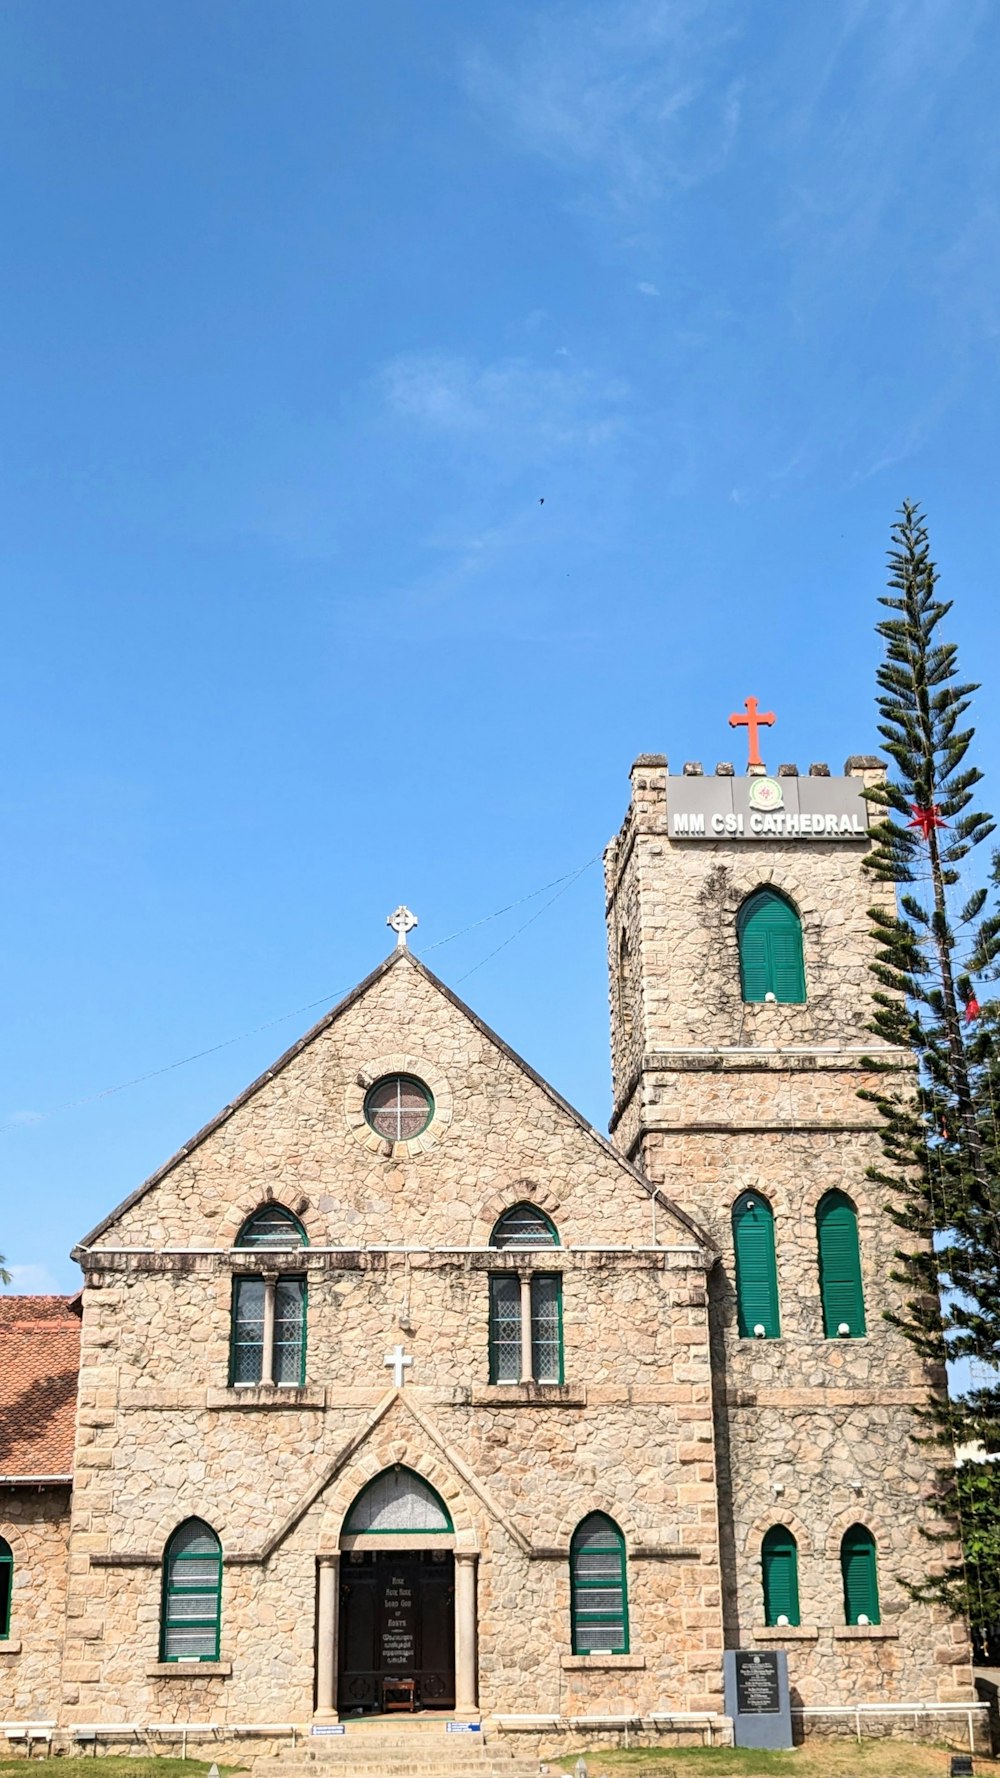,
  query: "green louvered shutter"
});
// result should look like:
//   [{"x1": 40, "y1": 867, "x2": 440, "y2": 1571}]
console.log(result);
[
  {"x1": 762, "y1": 1526, "x2": 800, "y2": 1626},
  {"x1": 733, "y1": 1193, "x2": 780, "y2": 1338},
  {"x1": 738, "y1": 891, "x2": 806, "y2": 1003},
  {"x1": 841, "y1": 1525, "x2": 880, "y2": 1624},
  {"x1": 817, "y1": 1191, "x2": 866, "y2": 1337}
]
